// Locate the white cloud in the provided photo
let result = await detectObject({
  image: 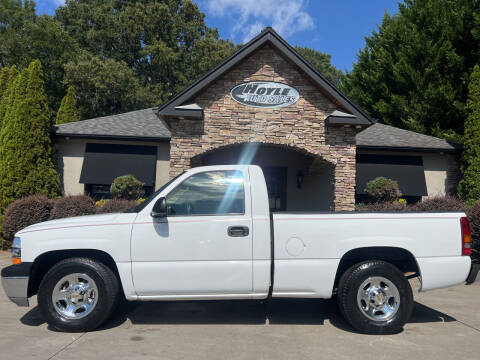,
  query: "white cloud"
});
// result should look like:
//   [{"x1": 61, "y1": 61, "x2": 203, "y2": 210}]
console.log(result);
[{"x1": 204, "y1": 0, "x2": 314, "y2": 42}]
